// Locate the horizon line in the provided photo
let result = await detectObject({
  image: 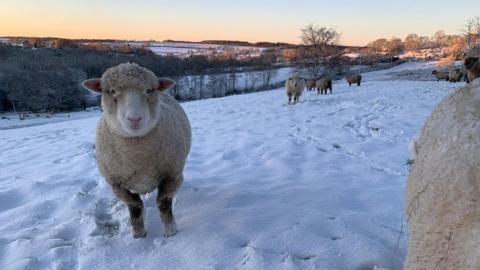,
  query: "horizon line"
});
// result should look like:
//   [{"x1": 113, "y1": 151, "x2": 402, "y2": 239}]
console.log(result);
[{"x1": 0, "y1": 34, "x2": 369, "y2": 48}]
